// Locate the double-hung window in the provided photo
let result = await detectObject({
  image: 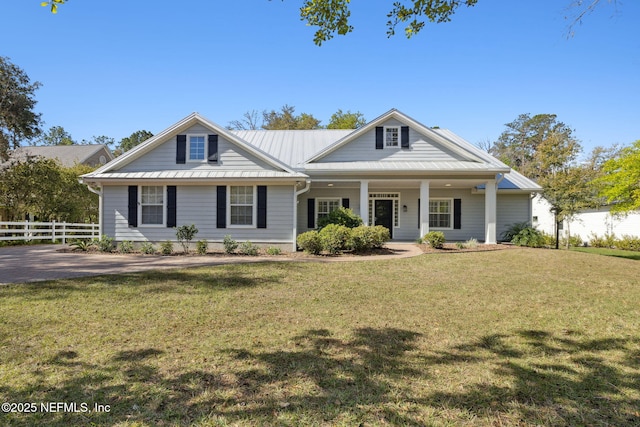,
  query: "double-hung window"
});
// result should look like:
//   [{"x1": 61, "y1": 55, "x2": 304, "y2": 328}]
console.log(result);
[
  {"x1": 141, "y1": 186, "x2": 164, "y2": 225},
  {"x1": 384, "y1": 127, "x2": 399, "y2": 147},
  {"x1": 316, "y1": 198, "x2": 341, "y2": 226},
  {"x1": 429, "y1": 199, "x2": 452, "y2": 229},
  {"x1": 229, "y1": 186, "x2": 254, "y2": 226},
  {"x1": 188, "y1": 135, "x2": 205, "y2": 161}
]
